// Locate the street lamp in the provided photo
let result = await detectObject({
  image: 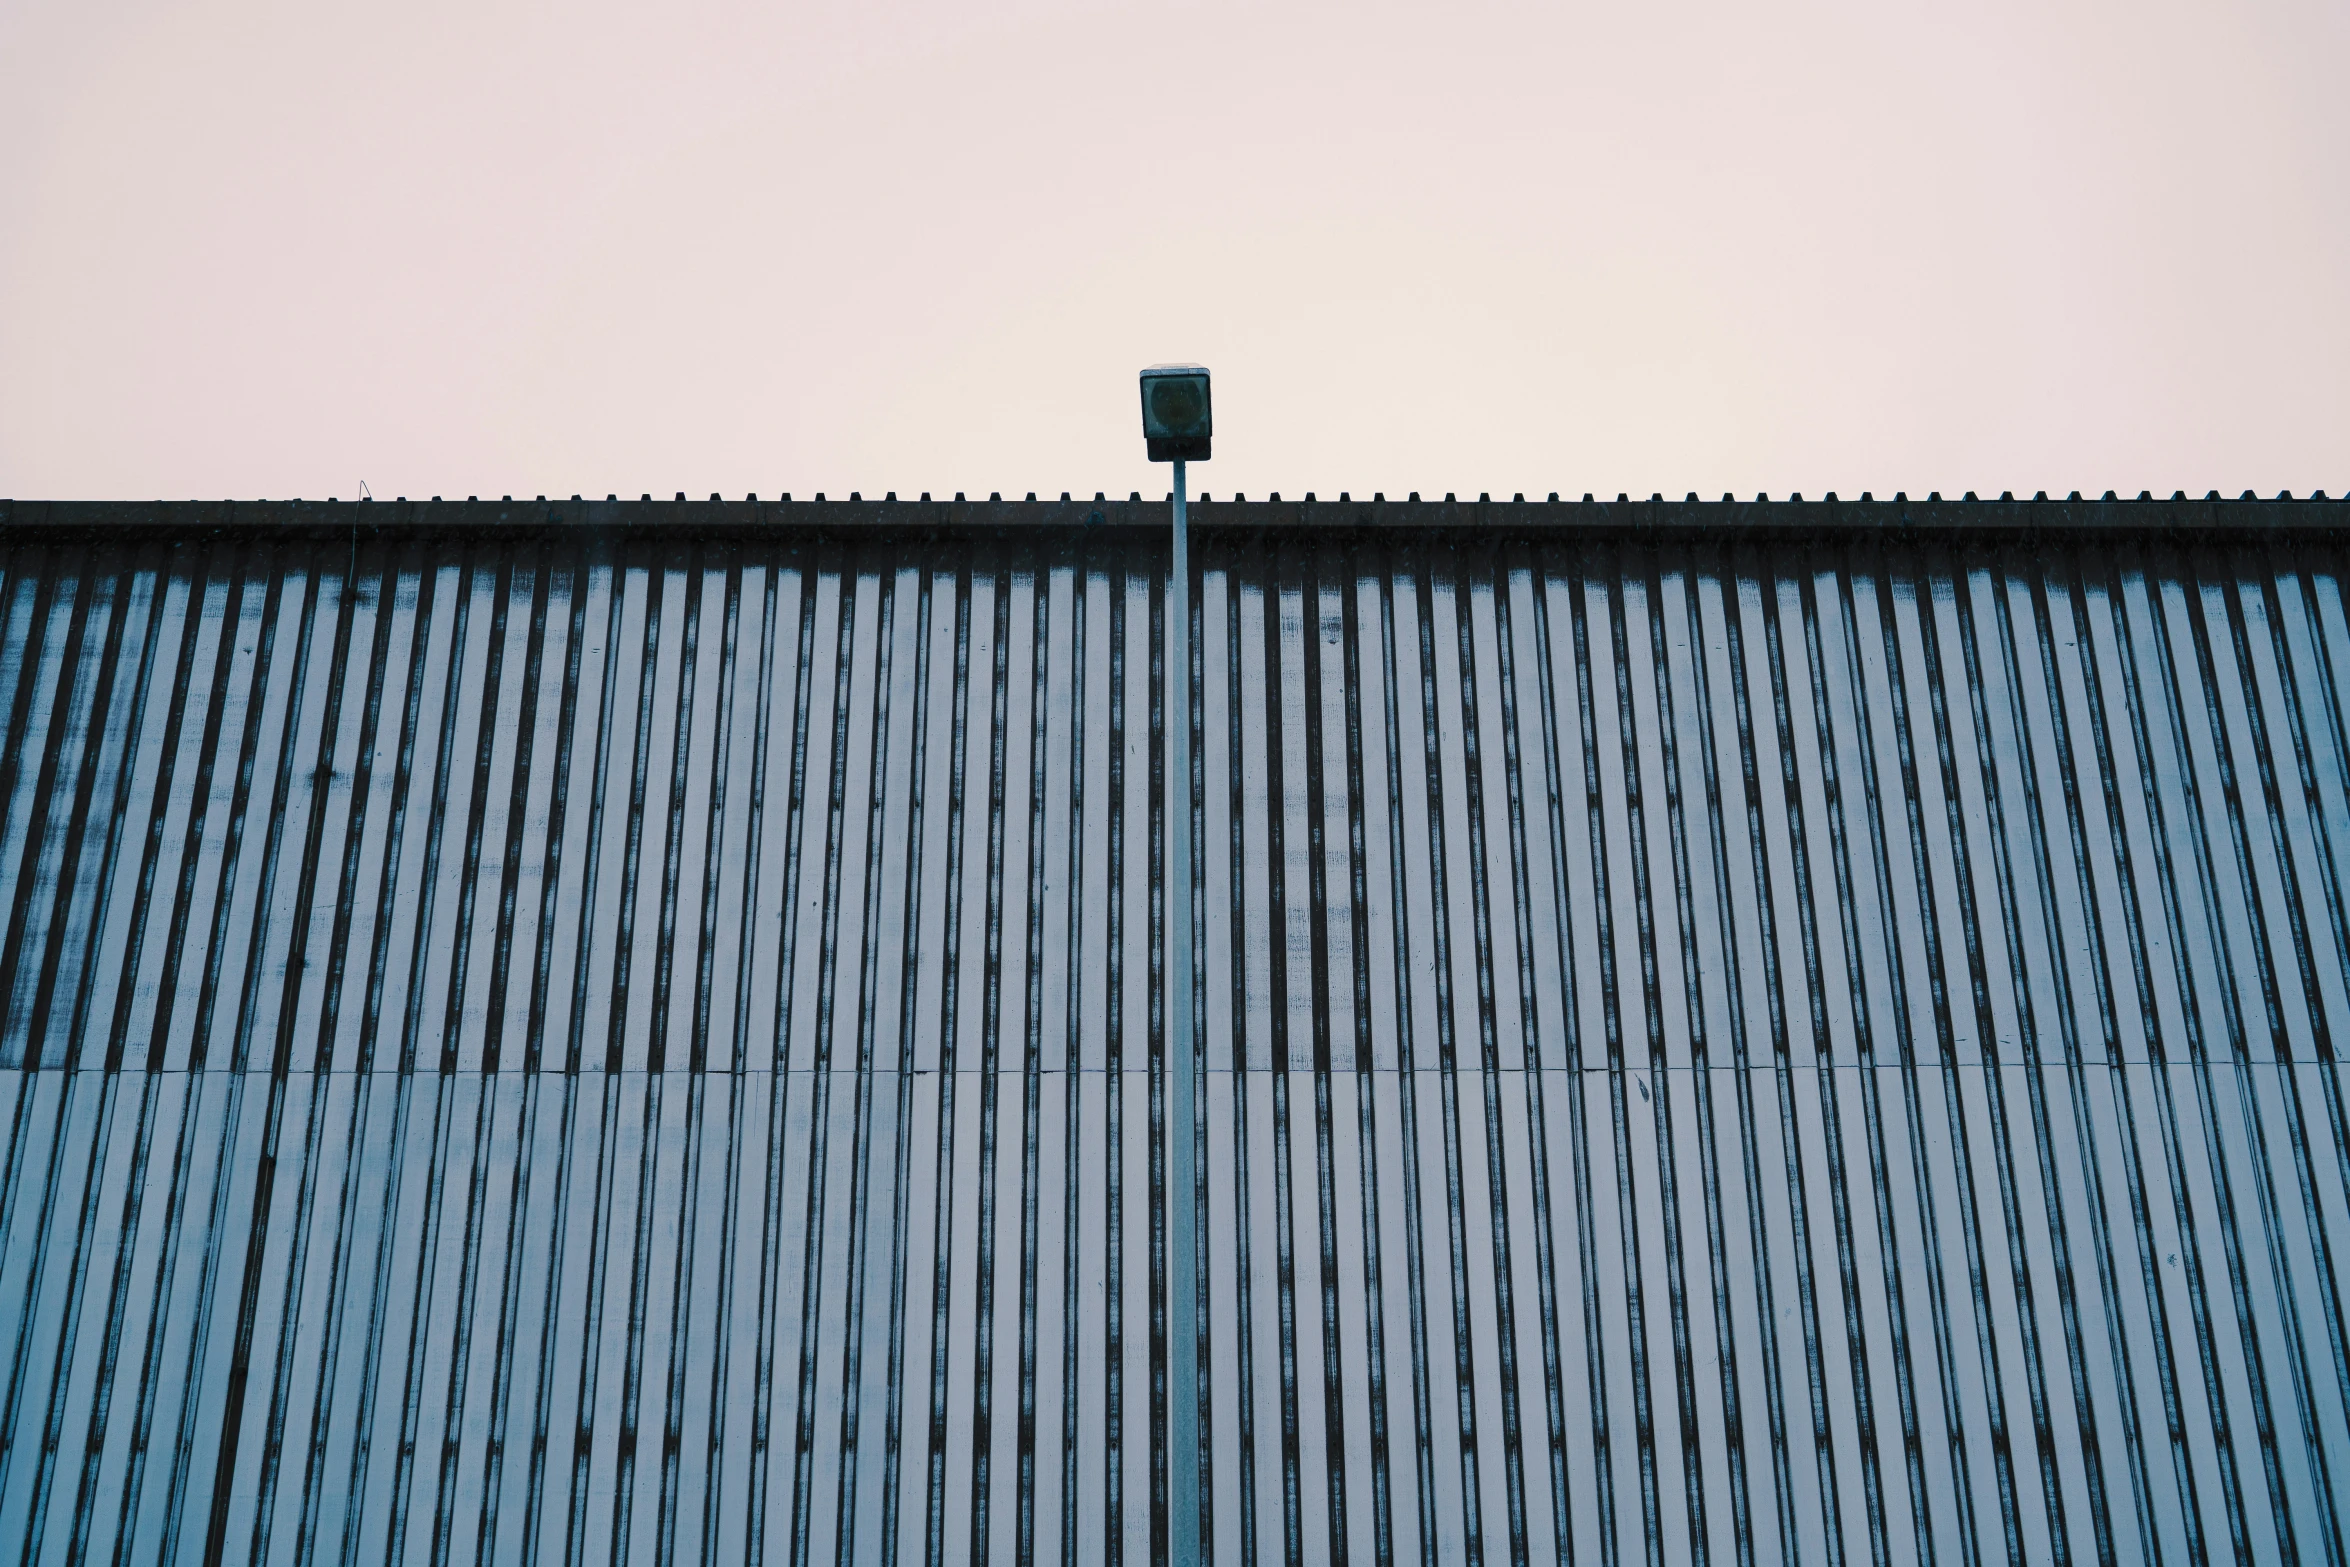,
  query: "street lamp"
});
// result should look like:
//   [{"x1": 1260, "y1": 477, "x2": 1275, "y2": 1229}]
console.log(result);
[
  {"x1": 1140, "y1": 364, "x2": 1212, "y2": 462},
  {"x1": 1142, "y1": 361, "x2": 1207, "y2": 1564}
]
